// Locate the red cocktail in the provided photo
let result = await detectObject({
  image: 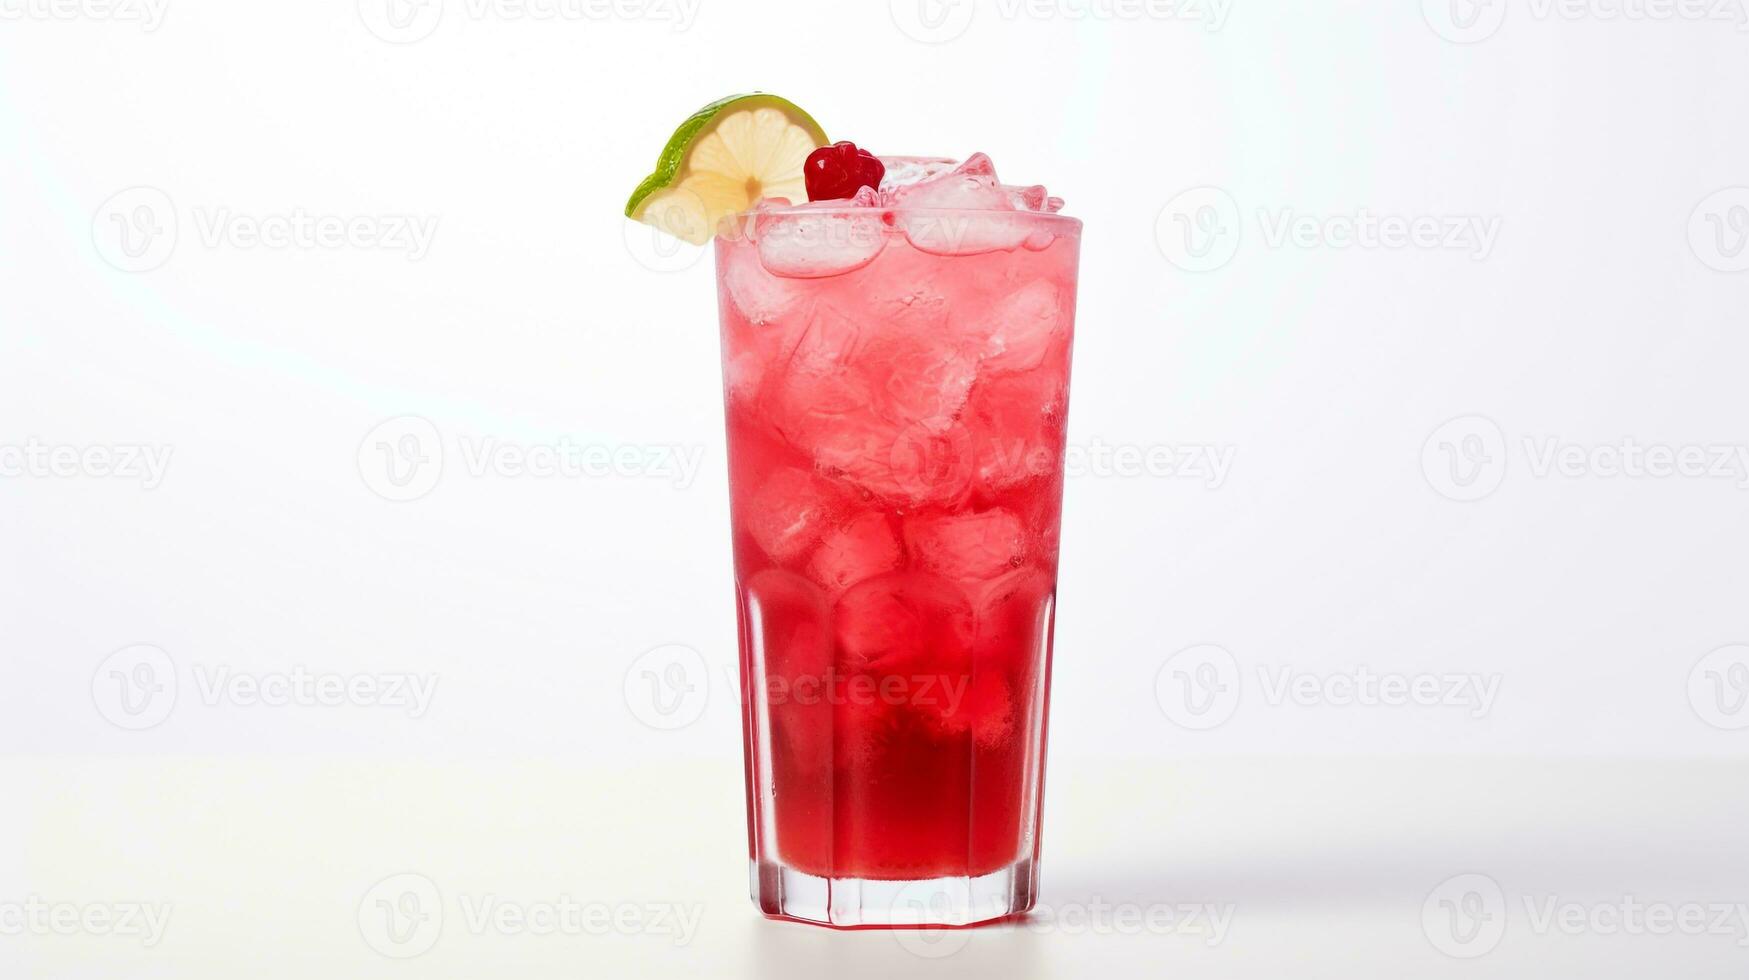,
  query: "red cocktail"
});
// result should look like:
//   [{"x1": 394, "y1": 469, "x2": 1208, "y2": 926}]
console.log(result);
[{"x1": 716, "y1": 157, "x2": 1079, "y2": 926}]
